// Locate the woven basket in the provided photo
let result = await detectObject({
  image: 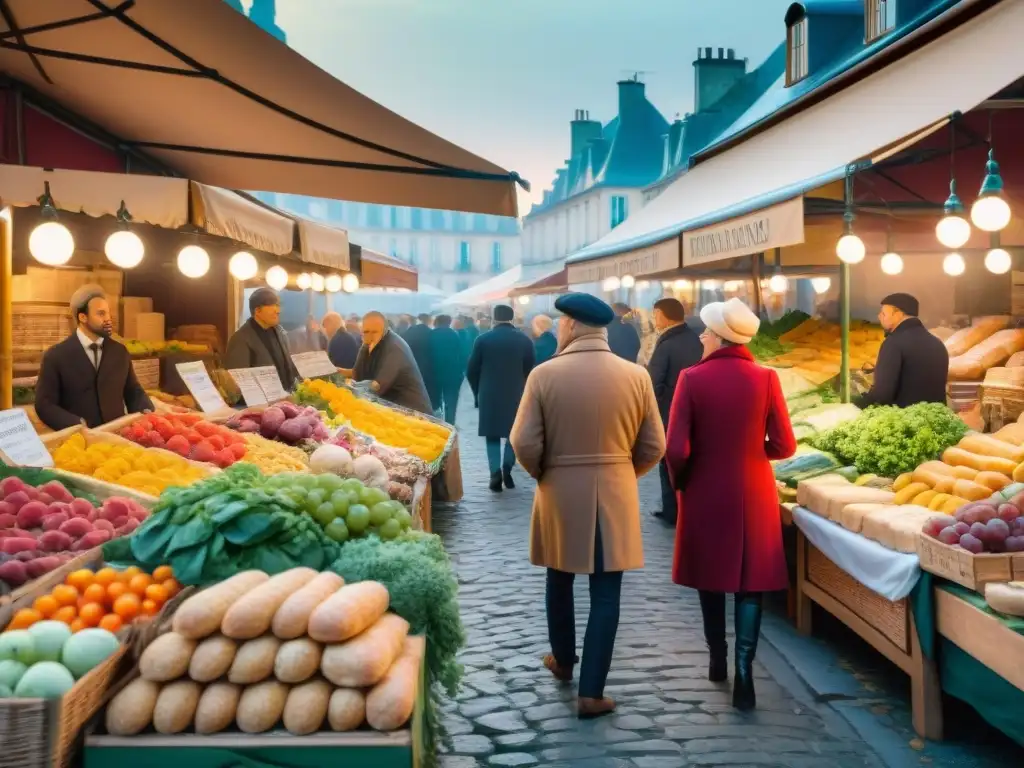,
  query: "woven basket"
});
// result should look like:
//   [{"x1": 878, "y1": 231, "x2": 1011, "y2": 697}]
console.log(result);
[{"x1": 130, "y1": 358, "x2": 161, "y2": 391}]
